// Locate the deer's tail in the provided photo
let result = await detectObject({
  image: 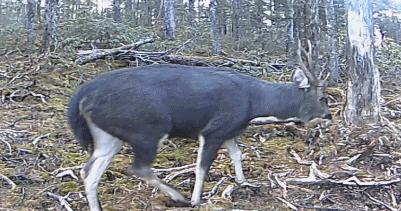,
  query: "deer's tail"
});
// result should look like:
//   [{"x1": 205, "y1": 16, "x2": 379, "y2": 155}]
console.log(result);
[{"x1": 67, "y1": 91, "x2": 93, "y2": 153}]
